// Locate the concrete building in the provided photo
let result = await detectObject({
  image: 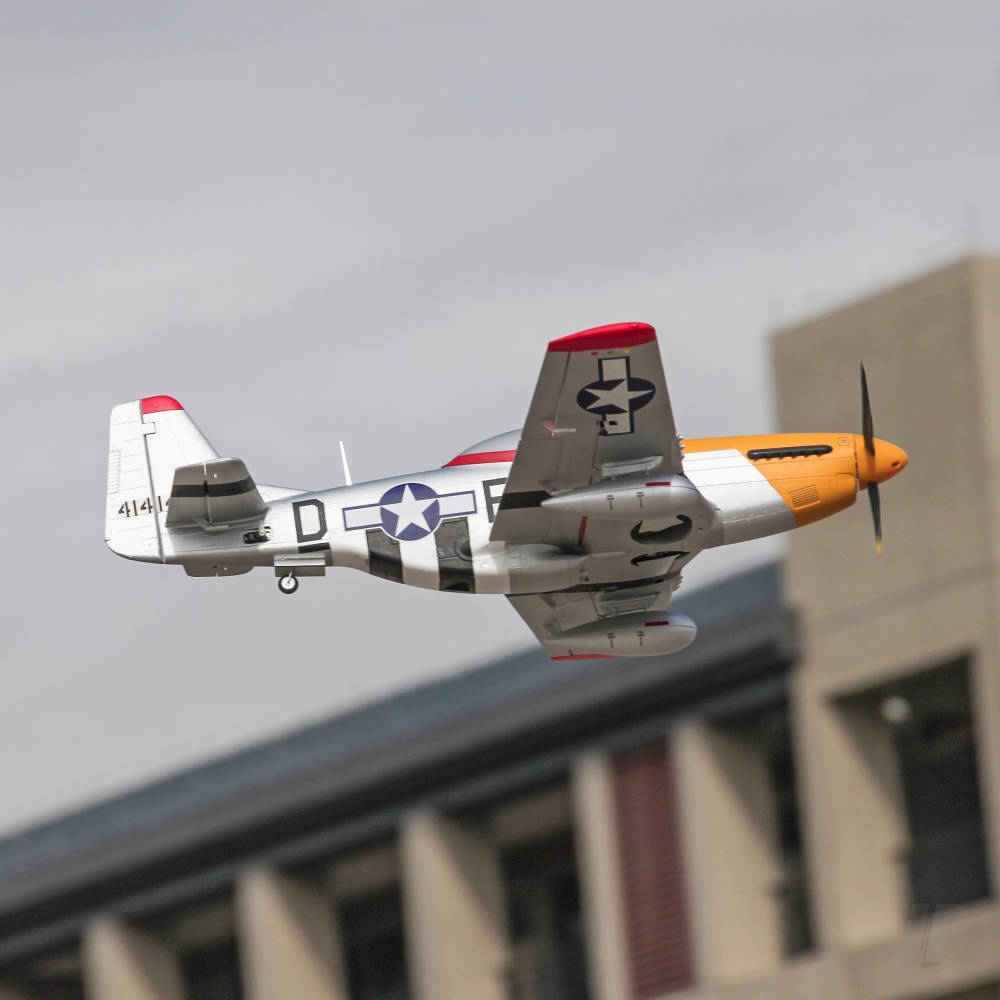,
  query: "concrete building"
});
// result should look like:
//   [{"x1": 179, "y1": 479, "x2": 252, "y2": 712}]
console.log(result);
[{"x1": 1, "y1": 256, "x2": 999, "y2": 1000}]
